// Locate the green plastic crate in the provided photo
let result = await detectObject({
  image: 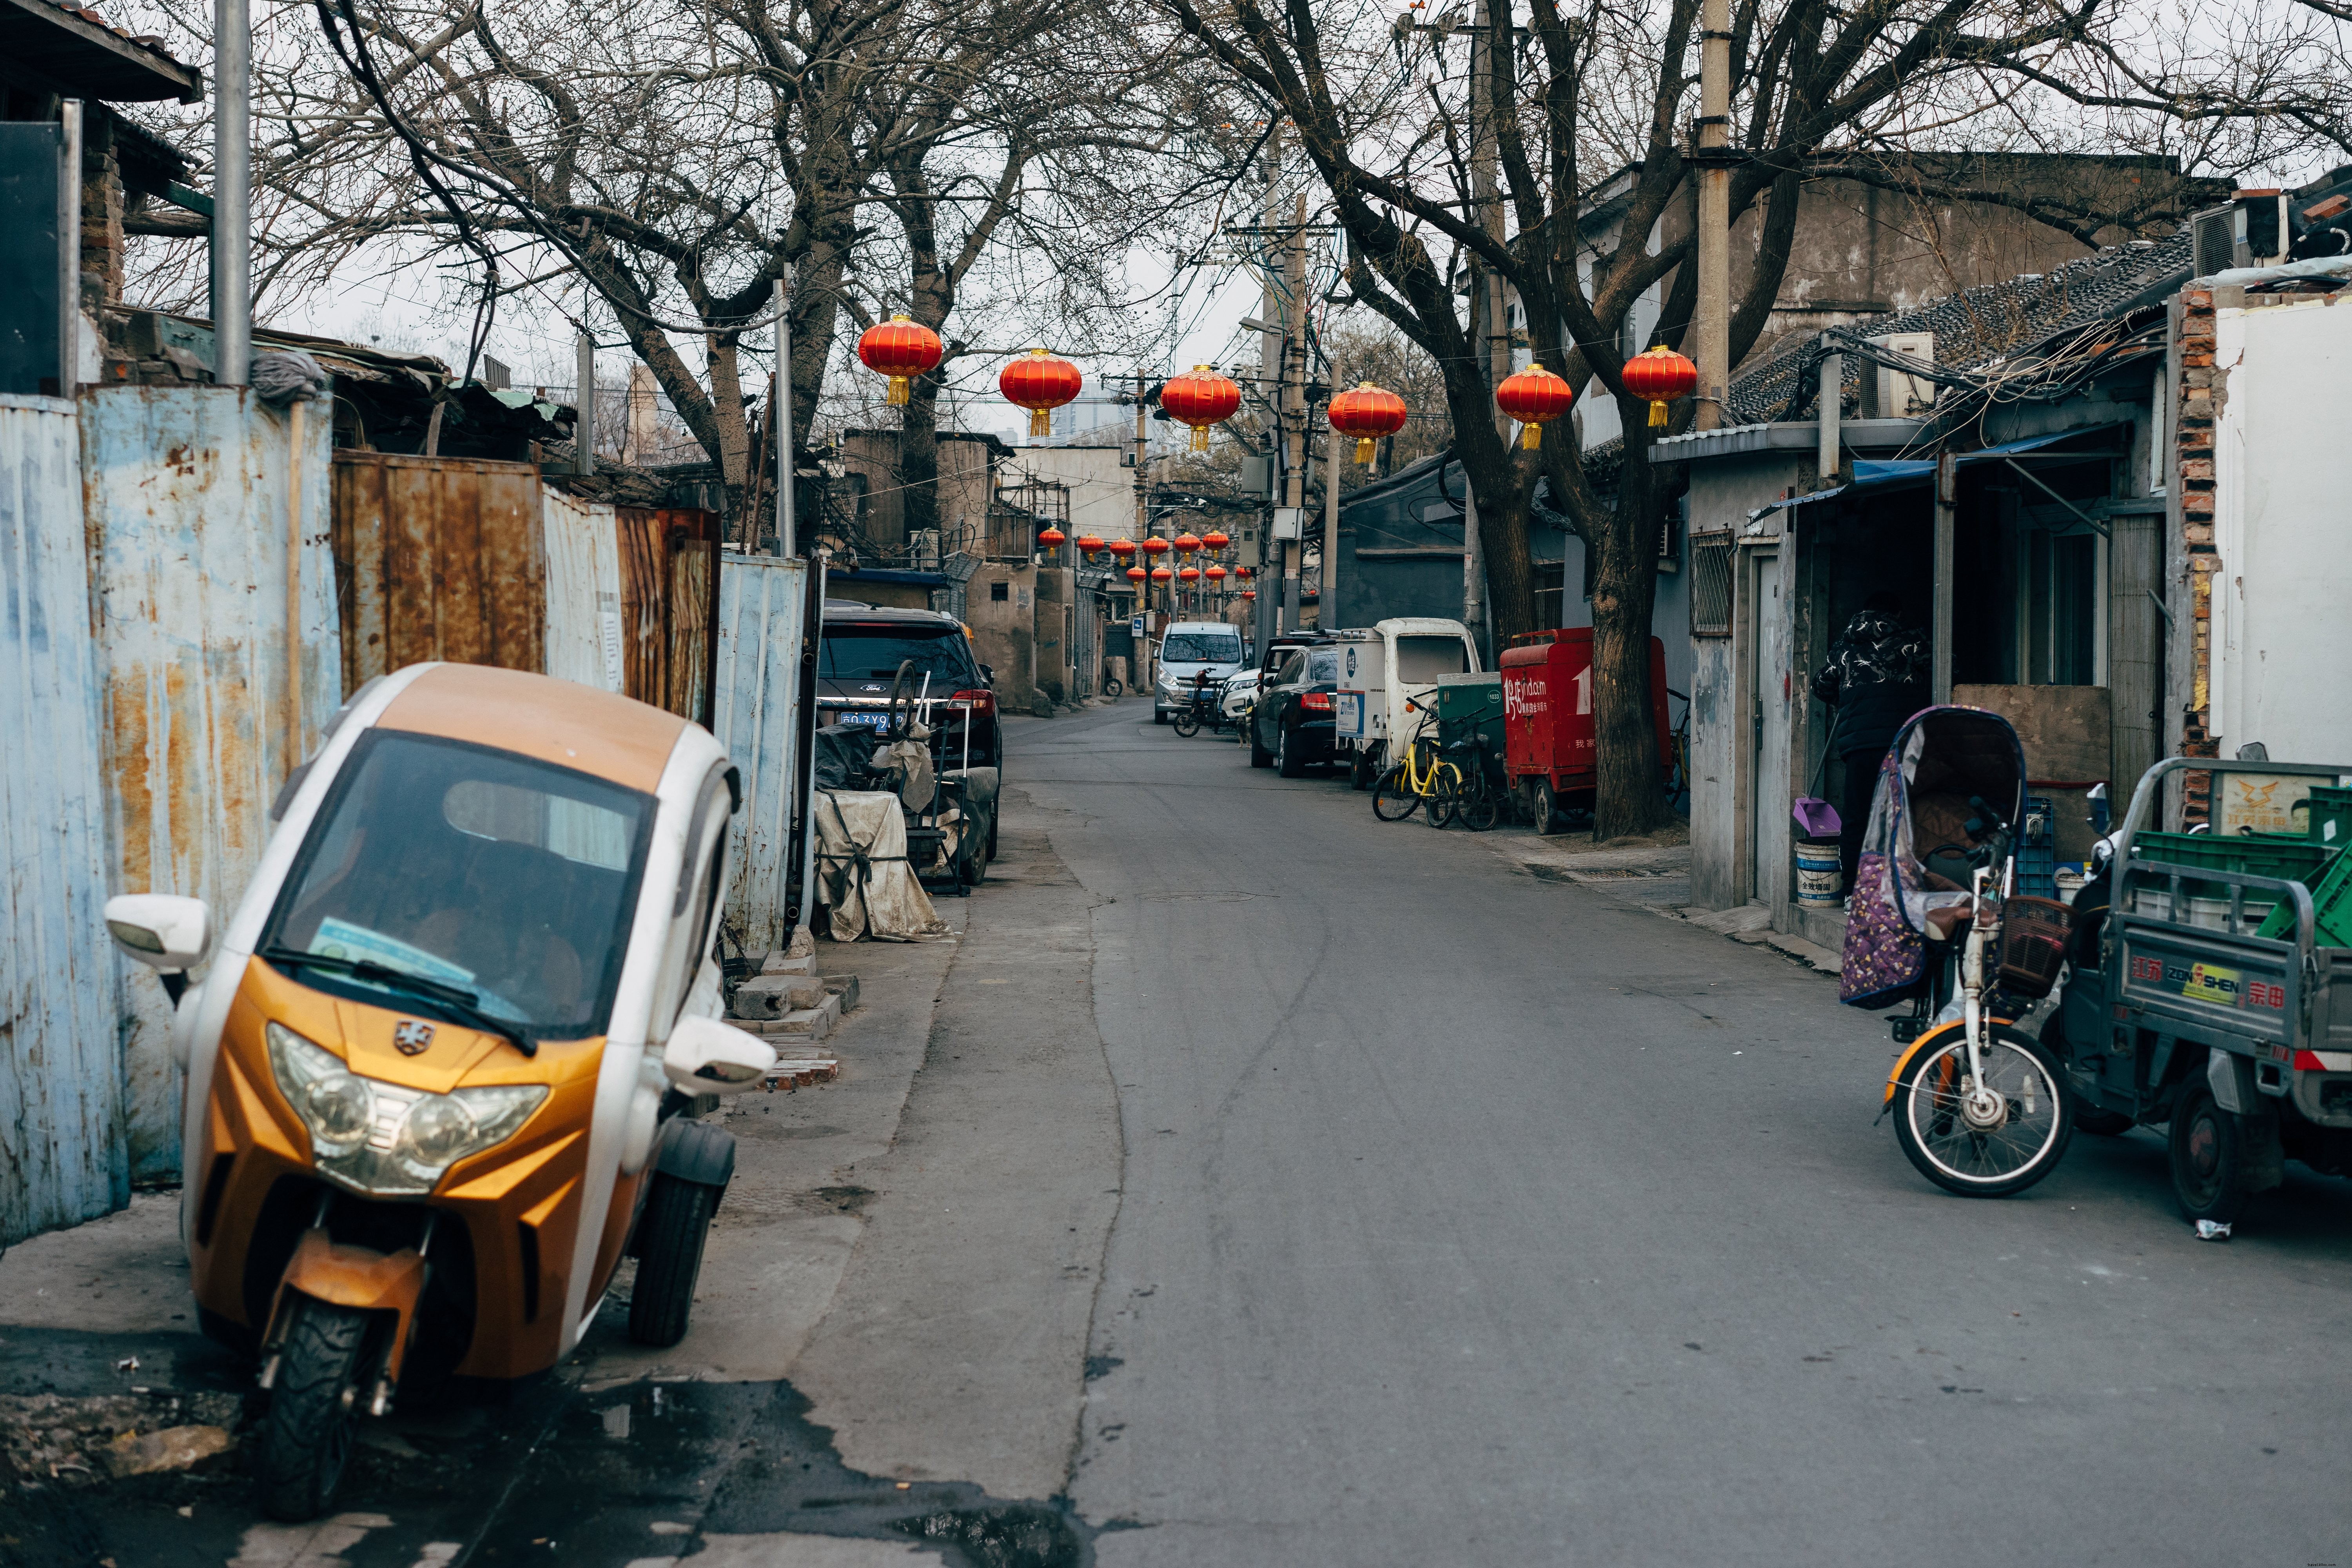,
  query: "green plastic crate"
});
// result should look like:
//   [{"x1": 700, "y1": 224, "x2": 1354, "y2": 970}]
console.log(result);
[
  {"x1": 2129, "y1": 831, "x2": 2337, "y2": 884},
  {"x1": 2256, "y1": 848, "x2": 2352, "y2": 947},
  {"x1": 1433, "y1": 673, "x2": 1505, "y2": 779},
  {"x1": 2295, "y1": 785, "x2": 2352, "y2": 849}
]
